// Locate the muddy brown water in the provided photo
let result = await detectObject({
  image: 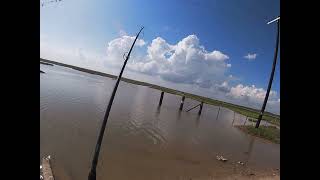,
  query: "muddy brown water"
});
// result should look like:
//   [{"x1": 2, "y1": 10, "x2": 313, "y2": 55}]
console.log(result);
[{"x1": 40, "y1": 64, "x2": 280, "y2": 180}]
